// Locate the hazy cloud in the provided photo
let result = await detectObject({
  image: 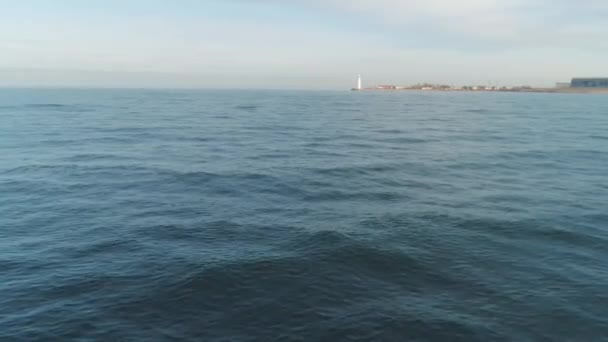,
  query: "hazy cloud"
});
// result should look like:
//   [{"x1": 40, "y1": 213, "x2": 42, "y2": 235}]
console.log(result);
[{"x1": 261, "y1": 0, "x2": 608, "y2": 49}]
